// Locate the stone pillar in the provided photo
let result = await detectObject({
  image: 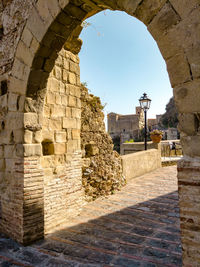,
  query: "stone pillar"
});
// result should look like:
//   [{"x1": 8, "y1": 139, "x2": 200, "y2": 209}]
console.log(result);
[{"x1": 178, "y1": 158, "x2": 200, "y2": 265}]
